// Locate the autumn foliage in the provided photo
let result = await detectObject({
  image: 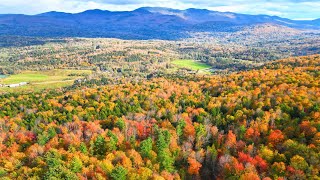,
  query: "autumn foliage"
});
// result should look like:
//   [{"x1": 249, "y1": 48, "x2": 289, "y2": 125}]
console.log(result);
[{"x1": 0, "y1": 55, "x2": 319, "y2": 179}]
